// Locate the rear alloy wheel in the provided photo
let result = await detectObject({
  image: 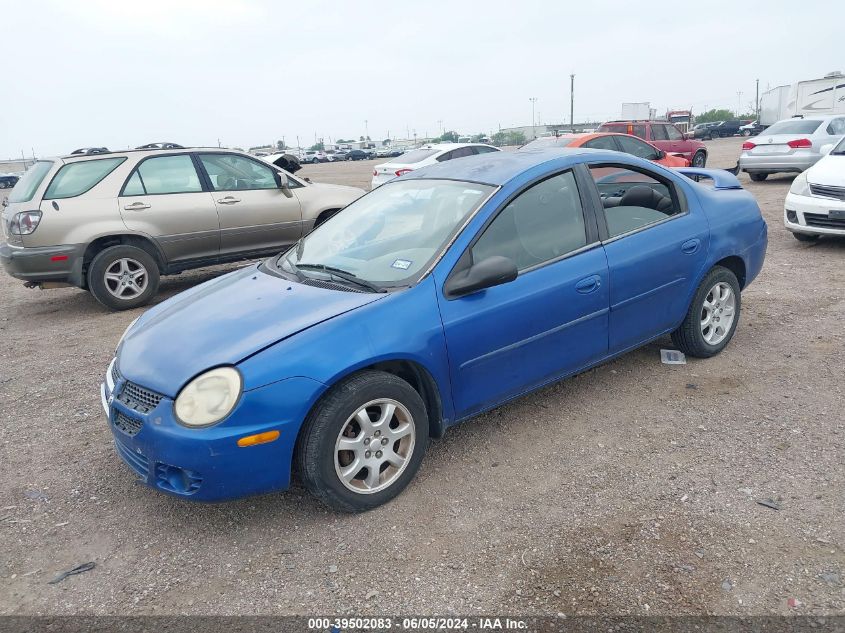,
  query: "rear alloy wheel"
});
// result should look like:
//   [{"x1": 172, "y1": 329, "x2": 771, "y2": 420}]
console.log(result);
[
  {"x1": 792, "y1": 232, "x2": 819, "y2": 243},
  {"x1": 296, "y1": 370, "x2": 428, "y2": 512},
  {"x1": 691, "y1": 151, "x2": 707, "y2": 167},
  {"x1": 671, "y1": 266, "x2": 741, "y2": 358},
  {"x1": 749, "y1": 172, "x2": 768, "y2": 182},
  {"x1": 88, "y1": 245, "x2": 160, "y2": 310}
]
